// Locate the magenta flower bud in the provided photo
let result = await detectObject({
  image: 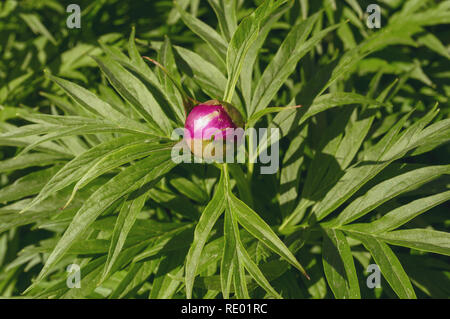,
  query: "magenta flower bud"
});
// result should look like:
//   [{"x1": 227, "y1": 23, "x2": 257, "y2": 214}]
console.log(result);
[{"x1": 184, "y1": 100, "x2": 244, "y2": 159}]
